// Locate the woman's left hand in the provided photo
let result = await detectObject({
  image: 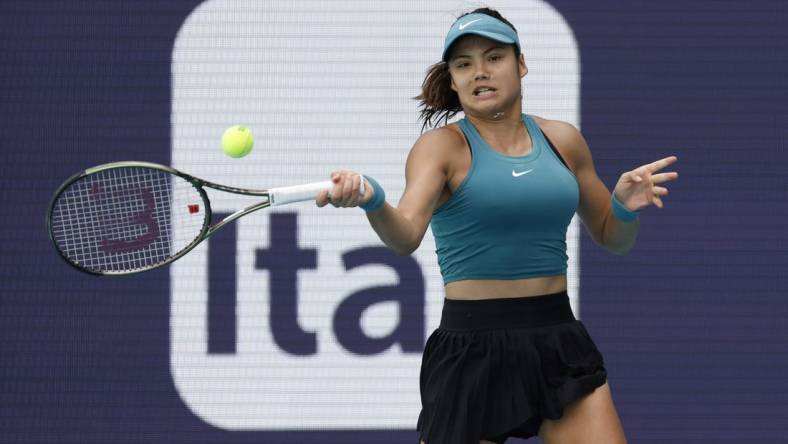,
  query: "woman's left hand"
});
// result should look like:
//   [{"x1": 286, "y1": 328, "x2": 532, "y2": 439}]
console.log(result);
[{"x1": 612, "y1": 155, "x2": 679, "y2": 211}]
